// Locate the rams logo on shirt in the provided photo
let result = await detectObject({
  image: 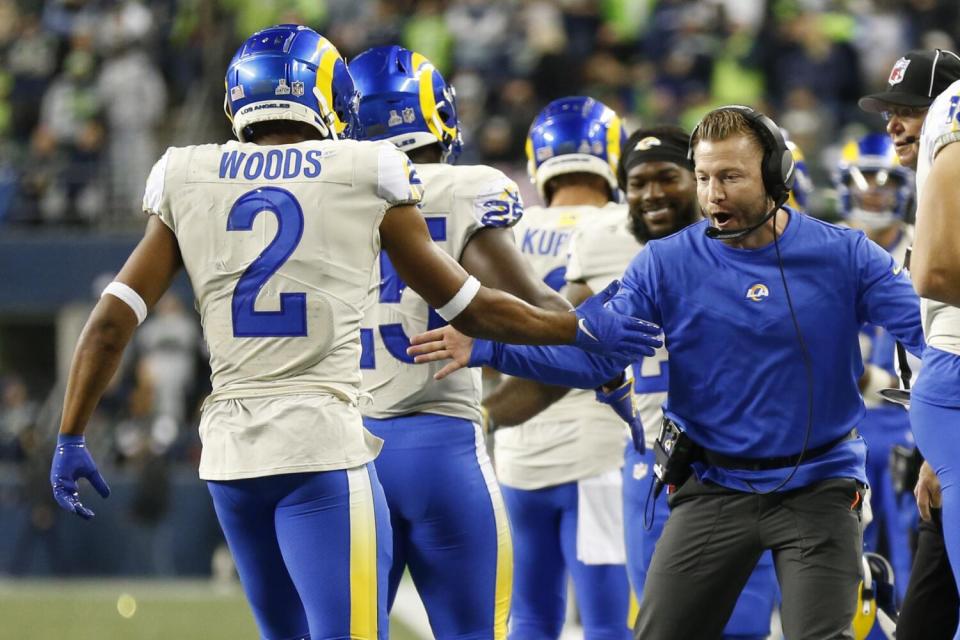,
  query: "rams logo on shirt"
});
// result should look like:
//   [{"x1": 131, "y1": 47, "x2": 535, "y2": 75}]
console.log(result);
[{"x1": 745, "y1": 283, "x2": 769, "y2": 302}]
